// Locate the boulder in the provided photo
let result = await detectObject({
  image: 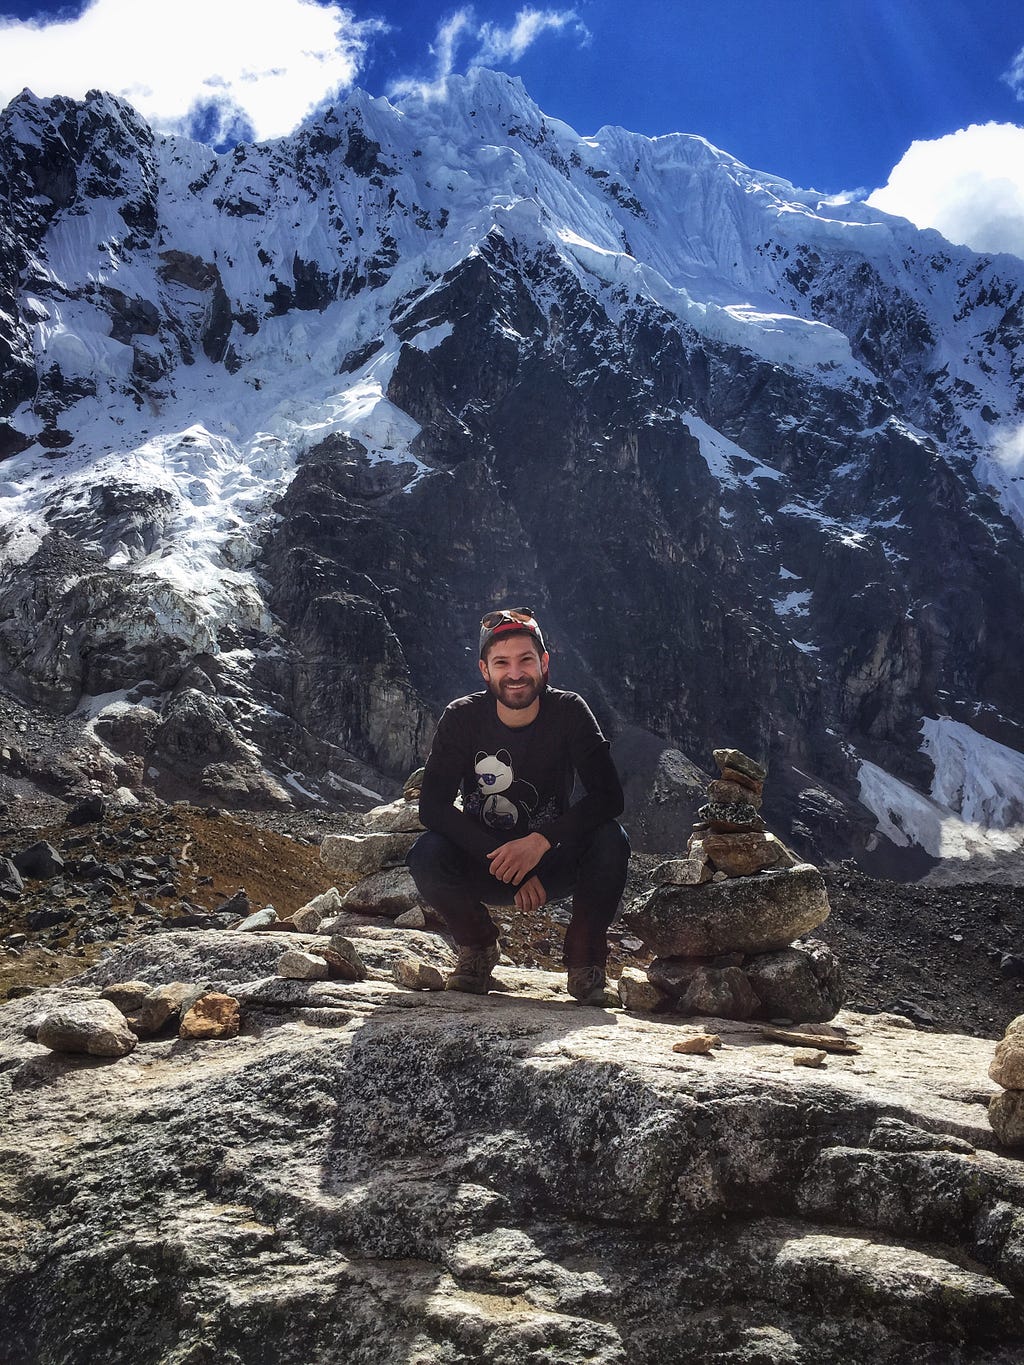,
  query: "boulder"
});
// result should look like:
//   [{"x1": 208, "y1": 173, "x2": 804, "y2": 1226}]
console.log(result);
[
  {"x1": 990, "y1": 1034, "x2": 1024, "y2": 1091},
  {"x1": 394, "y1": 907, "x2": 427, "y2": 929},
  {"x1": 325, "y1": 936, "x2": 368, "y2": 982},
  {"x1": 341, "y1": 867, "x2": 428, "y2": 919},
  {"x1": 989, "y1": 1089, "x2": 1024, "y2": 1147},
  {"x1": 624, "y1": 864, "x2": 830, "y2": 957},
  {"x1": 321, "y1": 831, "x2": 419, "y2": 879},
  {"x1": 13, "y1": 841, "x2": 65, "y2": 879},
  {"x1": 617, "y1": 968, "x2": 669, "y2": 1013},
  {"x1": 0, "y1": 857, "x2": 25, "y2": 900},
  {"x1": 679, "y1": 966, "x2": 761, "y2": 1020},
  {"x1": 65, "y1": 794, "x2": 106, "y2": 825},
  {"x1": 744, "y1": 939, "x2": 844, "y2": 1024},
  {"x1": 394, "y1": 957, "x2": 445, "y2": 991},
  {"x1": 214, "y1": 889, "x2": 252, "y2": 918},
  {"x1": 179, "y1": 993, "x2": 240, "y2": 1039},
  {"x1": 101, "y1": 980, "x2": 157, "y2": 1012},
  {"x1": 291, "y1": 887, "x2": 342, "y2": 934},
  {"x1": 125, "y1": 982, "x2": 199, "y2": 1036},
  {"x1": 278, "y1": 950, "x2": 329, "y2": 981},
  {"x1": 363, "y1": 798, "x2": 424, "y2": 834},
  {"x1": 651, "y1": 857, "x2": 711, "y2": 886},
  {"x1": 36, "y1": 1000, "x2": 138, "y2": 1057}
]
